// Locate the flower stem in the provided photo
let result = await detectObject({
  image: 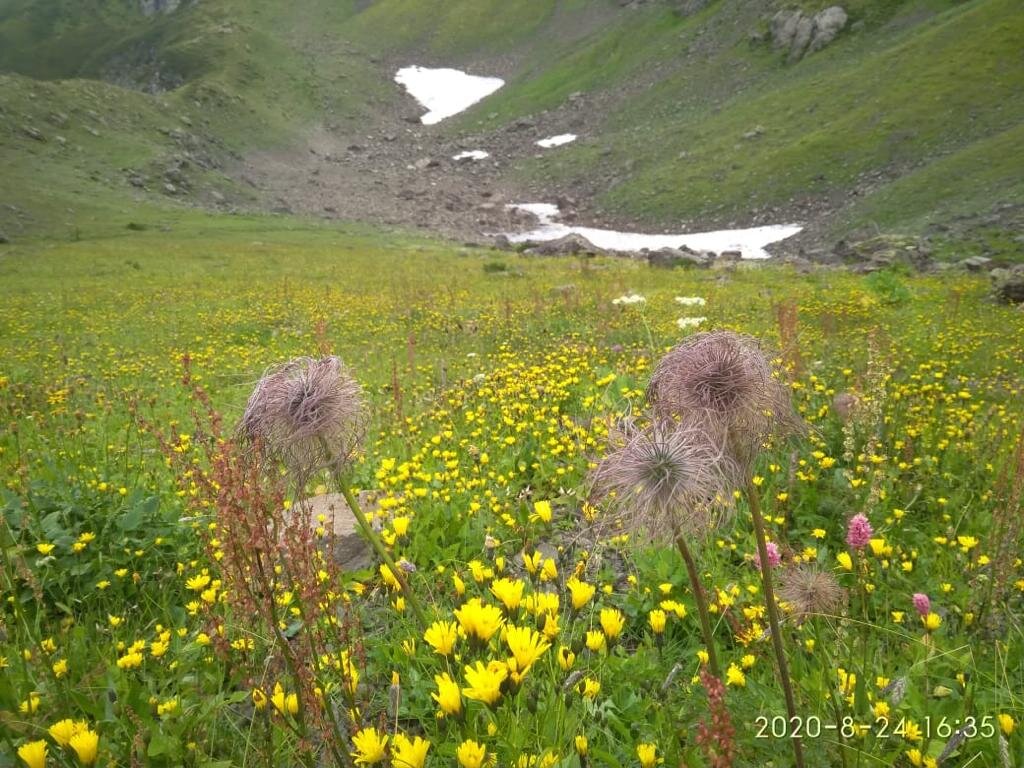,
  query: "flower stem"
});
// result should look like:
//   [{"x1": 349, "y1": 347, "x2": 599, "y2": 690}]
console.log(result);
[
  {"x1": 675, "y1": 534, "x2": 720, "y2": 678},
  {"x1": 747, "y1": 483, "x2": 805, "y2": 768},
  {"x1": 338, "y1": 484, "x2": 429, "y2": 631}
]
